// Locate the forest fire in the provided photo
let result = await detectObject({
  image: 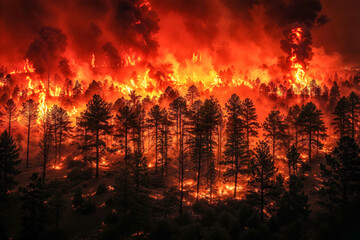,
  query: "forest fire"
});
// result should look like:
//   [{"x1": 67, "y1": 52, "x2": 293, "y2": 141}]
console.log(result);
[{"x1": 0, "y1": 0, "x2": 360, "y2": 239}]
